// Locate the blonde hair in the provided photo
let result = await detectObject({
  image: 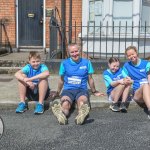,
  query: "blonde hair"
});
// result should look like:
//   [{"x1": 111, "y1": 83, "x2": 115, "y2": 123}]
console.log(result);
[
  {"x1": 28, "y1": 51, "x2": 41, "y2": 60},
  {"x1": 125, "y1": 46, "x2": 138, "y2": 55}
]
